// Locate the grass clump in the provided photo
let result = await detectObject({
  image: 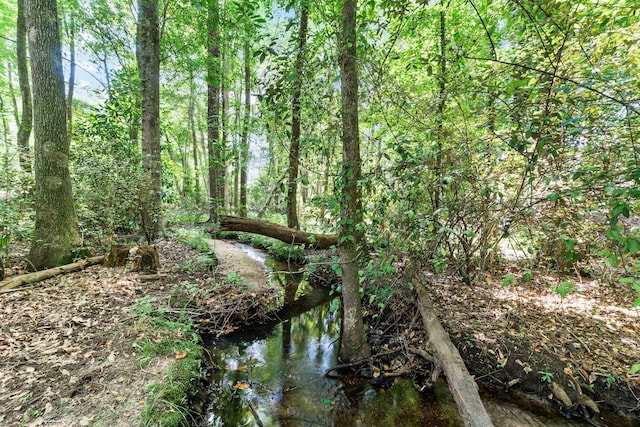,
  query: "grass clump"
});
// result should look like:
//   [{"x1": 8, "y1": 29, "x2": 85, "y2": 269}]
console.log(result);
[
  {"x1": 171, "y1": 227, "x2": 218, "y2": 271},
  {"x1": 131, "y1": 296, "x2": 204, "y2": 427},
  {"x1": 172, "y1": 227, "x2": 214, "y2": 255}
]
